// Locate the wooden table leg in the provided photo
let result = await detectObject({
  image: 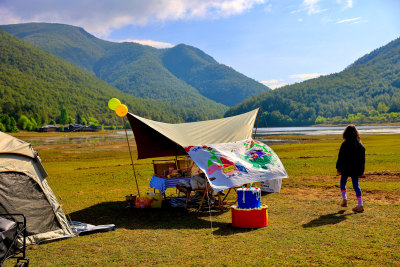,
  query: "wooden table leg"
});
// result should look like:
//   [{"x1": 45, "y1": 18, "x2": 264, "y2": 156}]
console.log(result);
[
  {"x1": 217, "y1": 193, "x2": 223, "y2": 210},
  {"x1": 198, "y1": 189, "x2": 208, "y2": 212},
  {"x1": 185, "y1": 189, "x2": 191, "y2": 209},
  {"x1": 222, "y1": 188, "x2": 231, "y2": 202}
]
